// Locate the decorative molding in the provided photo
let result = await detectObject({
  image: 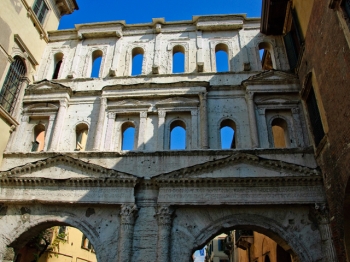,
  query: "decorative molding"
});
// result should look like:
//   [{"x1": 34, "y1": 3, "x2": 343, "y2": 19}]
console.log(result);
[
  {"x1": 0, "y1": 106, "x2": 19, "y2": 126},
  {"x1": 120, "y1": 204, "x2": 138, "y2": 225},
  {"x1": 14, "y1": 35, "x2": 39, "y2": 66},
  {"x1": 25, "y1": 80, "x2": 73, "y2": 96},
  {"x1": 242, "y1": 70, "x2": 299, "y2": 86},
  {"x1": 155, "y1": 97, "x2": 199, "y2": 108}
]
